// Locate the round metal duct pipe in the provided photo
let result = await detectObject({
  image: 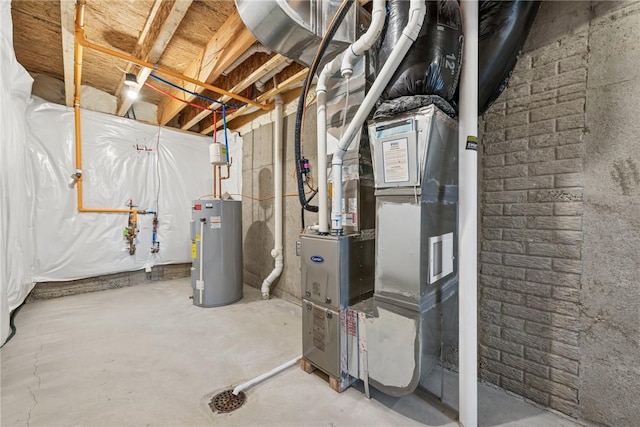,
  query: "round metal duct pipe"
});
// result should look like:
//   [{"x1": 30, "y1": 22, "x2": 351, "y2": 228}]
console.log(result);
[{"x1": 235, "y1": 0, "x2": 360, "y2": 68}]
